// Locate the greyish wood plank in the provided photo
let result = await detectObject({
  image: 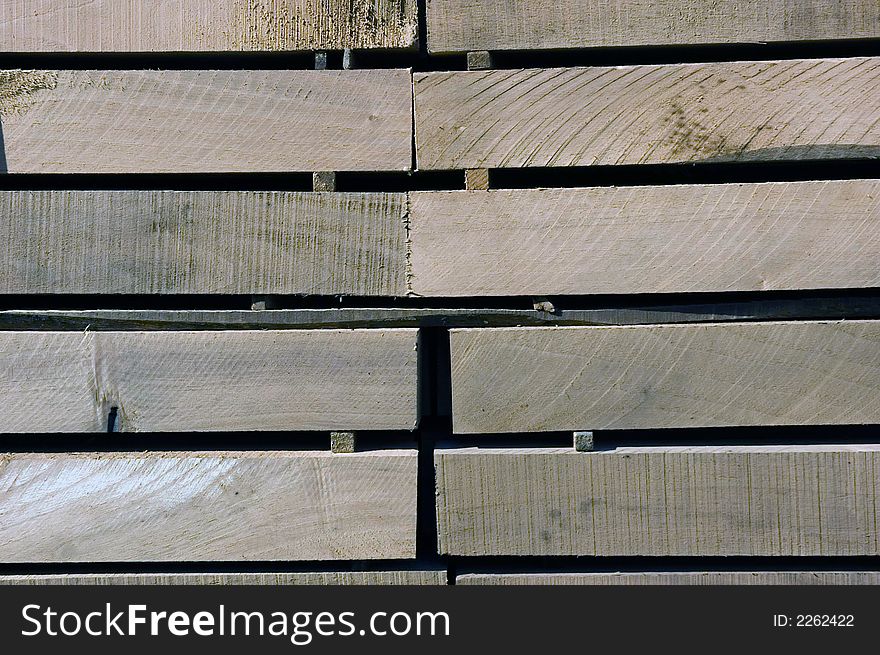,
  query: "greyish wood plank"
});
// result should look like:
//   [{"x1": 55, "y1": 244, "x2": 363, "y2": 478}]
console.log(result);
[
  {"x1": 0, "y1": 1, "x2": 418, "y2": 51},
  {"x1": 456, "y1": 572, "x2": 880, "y2": 585},
  {"x1": 450, "y1": 321, "x2": 880, "y2": 433},
  {"x1": 410, "y1": 181, "x2": 880, "y2": 296},
  {"x1": 0, "y1": 571, "x2": 446, "y2": 585},
  {"x1": 0, "y1": 191, "x2": 407, "y2": 295},
  {"x1": 0, "y1": 69, "x2": 412, "y2": 173},
  {"x1": 435, "y1": 445, "x2": 880, "y2": 556},
  {"x1": 414, "y1": 58, "x2": 880, "y2": 169},
  {"x1": 0, "y1": 329, "x2": 419, "y2": 433},
  {"x1": 0, "y1": 450, "x2": 417, "y2": 562},
  {"x1": 426, "y1": 0, "x2": 880, "y2": 53},
  {"x1": 0, "y1": 332, "x2": 100, "y2": 432}
]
